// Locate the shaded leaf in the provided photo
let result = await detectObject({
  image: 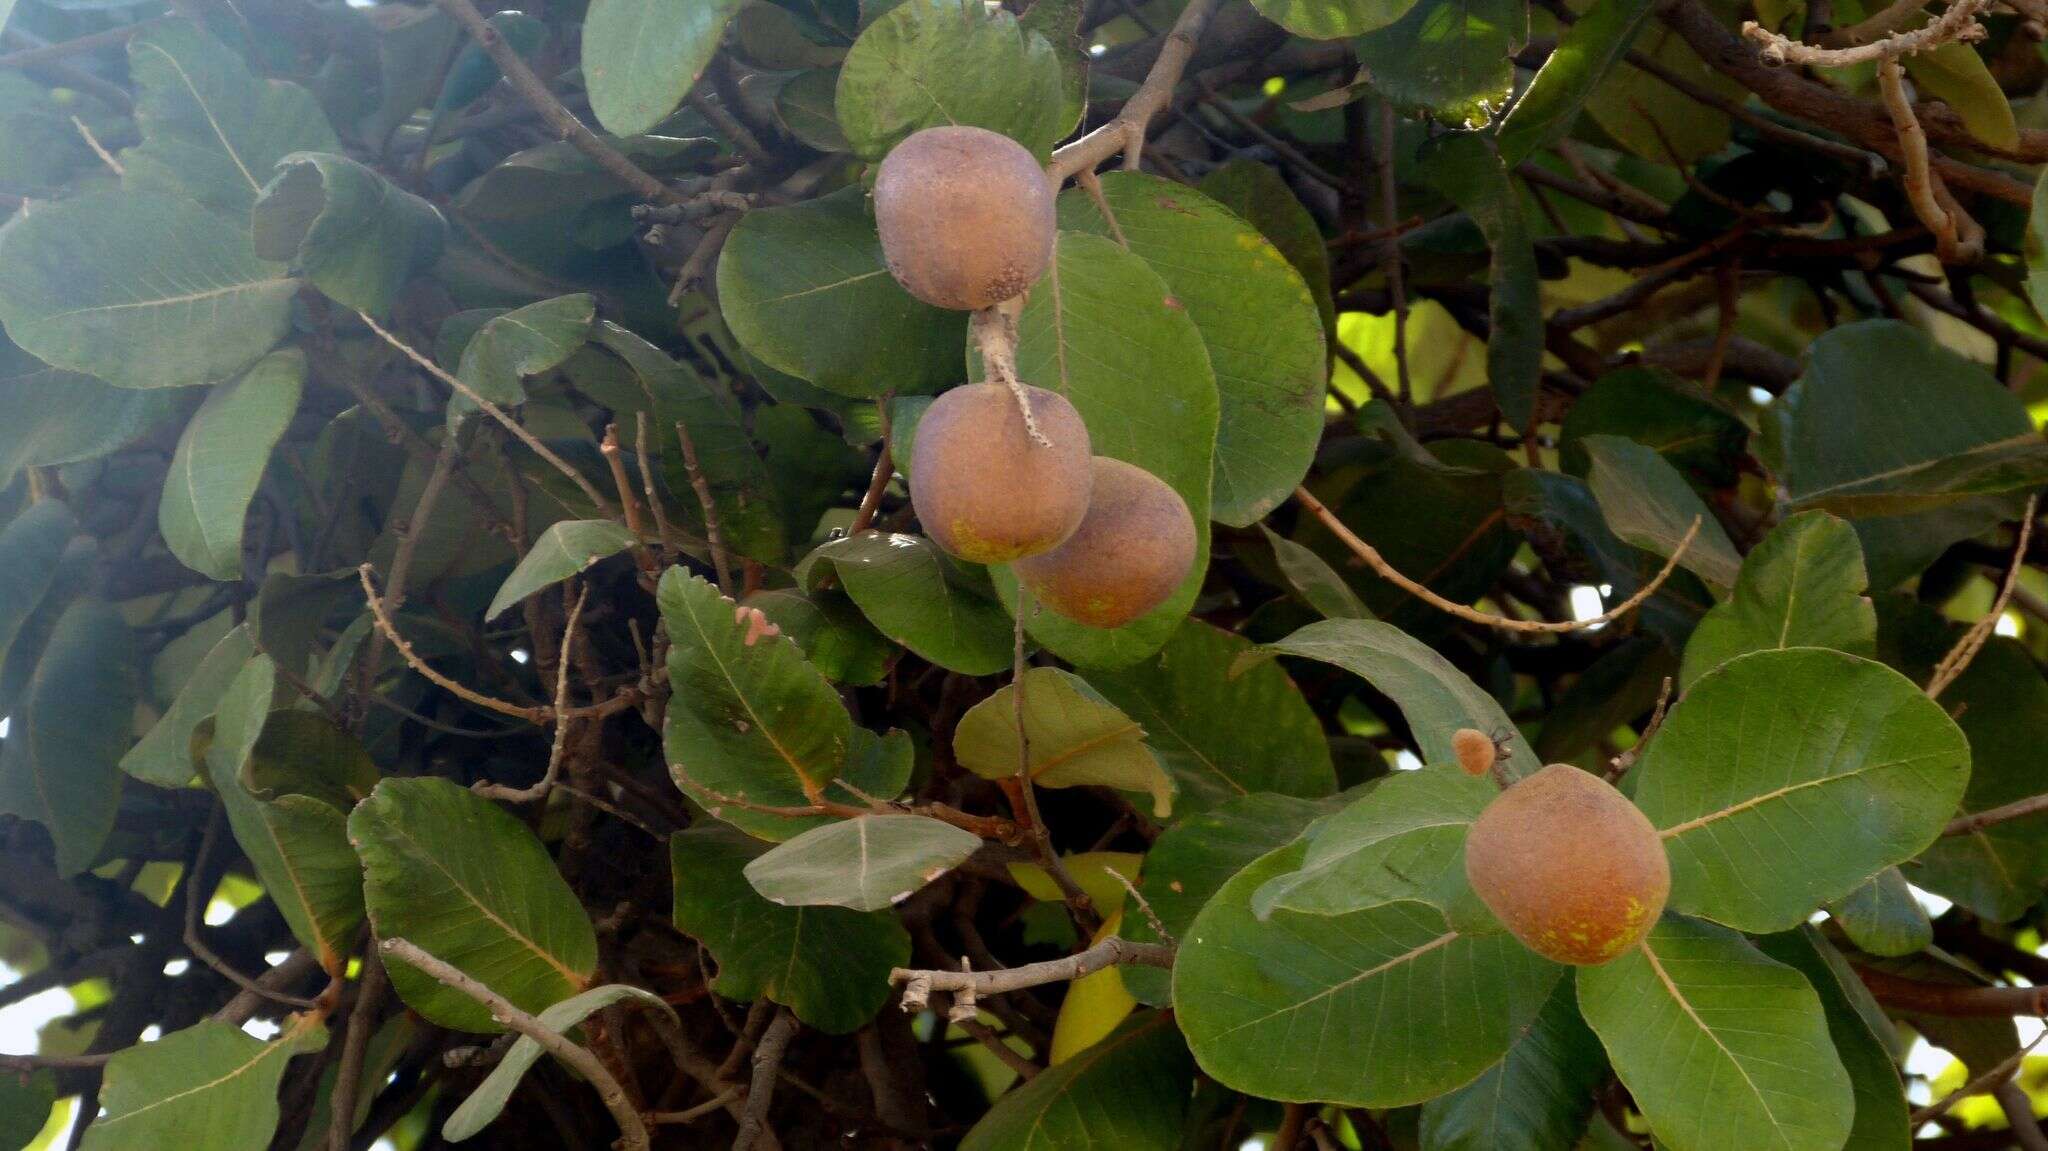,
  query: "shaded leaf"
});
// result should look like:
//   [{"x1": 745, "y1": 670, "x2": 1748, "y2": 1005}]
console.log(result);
[
  {"x1": 0, "y1": 599, "x2": 130, "y2": 875},
  {"x1": 1581, "y1": 434, "x2": 1742, "y2": 588},
  {"x1": 123, "y1": 20, "x2": 339, "y2": 214},
  {"x1": 958, "y1": 1012, "x2": 1191, "y2": 1151},
  {"x1": 1903, "y1": 39, "x2": 2016, "y2": 152},
  {"x1": 1418, "y1": 979, "x2": 1605, "y2": 1151},
  {"x1": 743, "y1": 589, "x2": 892, "y2": 686},
  {"x1": 1357, "y1": 0, "x2": 1523, "y2": 129},
  {"x1": 1826, "y1": 868, "x2": 1931, "y2": 958},
  {"x1": 454, "y1": 294, "x2": 595, "y2": 409},
  {"x1": 583, "y1": 0, "x2": 745, "y2": 136},
  {"x1": 1577, "y1": 916, "x2": 1853, "y2": 1151},
  {"x1": 159, "y1": 350, "x2": 304, "y2": 580},
  {"x1": 1679, "y1": 510, "x2": 1874, "y2": 691},
  {"x1": 251, "y1": 151, "x2": 446, "y2": 315},
  {"x1": 717, "y1": 186, "x2": 967, "y2": 398},
  {"x1": 799, "y1": 531, "x2": 1013, "y2": 675},
  {"x1": 1633, "y1": 648, "x2": 1970, "y2": 932},
  {"x1": 1581, "y1": 17, "x2": 1738, "y2": 162},
  {"x1": 1497, "y1": 0, "x2": 1658, "y2": 163},
  {"x1": 836, "y1": 0, "x2": 1067, "y2": 159},
  {"x1": 1418, "y1": 134, "x2": 1539, "y2": 429},
  {"x1": 670, "y1": 825, "x2": 909, "y2": 1033},
  {"x1": 435, "y1": 12, "x2": 547, "y2": 115},
  {"x1": 1174, "y1": 841, "x2": 1563, "y2": 1105},
  {"x1": 128, "y1": 628, "x2": 255, "y2": 786},
  {"x1": 1252, "y1": 0, "x2": 1420, "y2": 38},
  {"x1": 79, "y1": 1018, "x2": 325, "y2": 1151},
  {"x1": 0, "y1": 340, "x2": 179, "y2": 487},
  {"x1": 1058, "y1": 173, "x2": 1323, "y2": 526},
  {"x1": 0, "y1": 501, "x2": 77, "y2": 685},
  {"x1": 775, "y1": 68, "x2": 849, "y2": 151},
  {"x1": 0, "y1": 190, "x2": 296, "y2": 389},
  {"x1": 1262, "y1": 525, "x2": 1370, "y2": 620},
  {"x1": 1756, "y1": 928, "x2": 1912, "y2": 1151},
  {"x1": 743, "y1": 814, "x2": 982, "y2": 910},
  {"x1": 1557, "y1": 366, "x2": 1748, "y2": 487},
  {"x1": 237, "y1": 709, "x2": 380, "y2": 810},
  {"x1": 485, "y1": 519, "x2": 637, "y2": 621},
  {"x1": 0, "y1": 1070, "x2": 51, "y2": 1151},
  {"x1": 352, "y1": 776, "x2": 598, "y2": 1032},
  {"x1": 1502, "y1": 467, "x2": 1713, "y2": 648},
  {"x1": 1087, "y1": 620, "x2": 1336, "y2": 813},
  {"x1": 954, "y1": 667, "x2": 1174, "y2": 816},
  {"x1": 444, "y1": 985, "x2": 674, "y2": 1141}
]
